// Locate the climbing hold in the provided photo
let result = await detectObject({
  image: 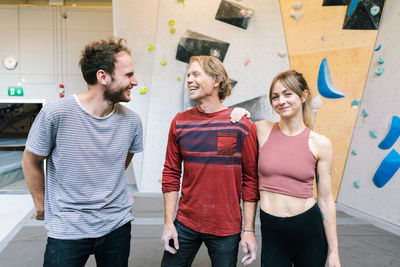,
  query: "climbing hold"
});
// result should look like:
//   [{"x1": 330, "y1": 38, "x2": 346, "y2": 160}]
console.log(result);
[
  {"x1": 168, "y1": 20, "x2": 175, "y2": 26},
  {"x1": 292, "y1": 2, "x2": 303, "y2": 10},
  {"x1": 362, "y1": 109, "x2": 369, "y2": 118},
  {"x1": 177, "y1": 77, "x2": 182, "y2": 82},
  {"x1": 160, "y1": 59, "x2": 167, "y2": 66},
  {"x1": 140, "y1": 85, "x2": 148, "y2": 95},
  {"x1": 318, "y1": 58, "x2": 345, "y2": 99},
  {"x1": 243, "y1": 59, "x2": 250, "y2": 66},
  {"x1": 311, "y1": 94, "x2": 322, "y2": 116},
  {"x1": 351, "y1": 149, "x2": 357, "y2": 156},
  {"x1": 240, "y1": 9, "x2": 246, "y2": 17},
  {"x1": 351, "y1": 99, "x2": 360, "y2": 108},
  {"x1": 378, "y1": 116, "x2": 400, "y2": 150},
  {"x1": 377, "y1": 55, "x2": 385, "y2": 64},
  {"x1": 353, "y1": 180, "x2": 360, "y2": 189},
  {"x1": 290, "y1": 10, "x2": 304, "y2": 22},
  {"x1": 375, "y1": 67, "x2": 385, "y2": 76},
  {"x1": 277, "y1": 48, "x2": 287, "y2": 57},
  {"x1": 170, "y1": 27, "x2": 176, "y2": 34},
  {"x1": 147, "y1": 44, "x2": 153, "y2": 51},
  {"x1": 370, "y1": 5, "x2": 380, "y2": 16},
  {"x1": 321, "y1": 35, "x2": 326, "y2": 41},
  {"x1": 158, "y1": 178, "x2": 162, "y2": 183},
  {"x1": 373, "y1": 149, "x2": 400, "y2": 188},
  {"x1": 211, "y1": 49, "x2": 220, "y2": 58},
  {"x1": 374, "y1": 44, "x2": 381, "y2": 51},
  {"x1": 369, "y1": 130, "x2": 378, "y2": 139}
]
